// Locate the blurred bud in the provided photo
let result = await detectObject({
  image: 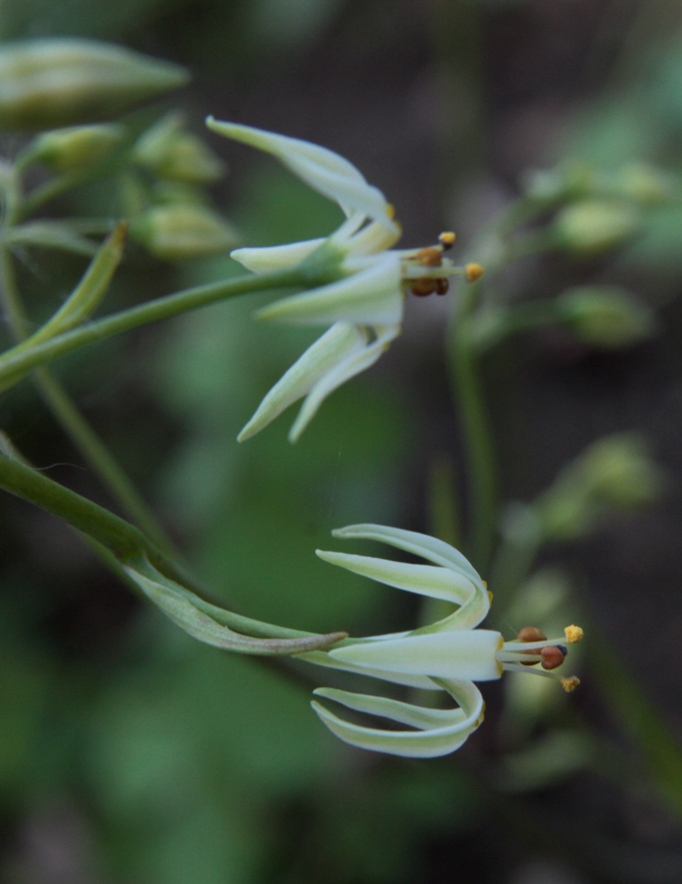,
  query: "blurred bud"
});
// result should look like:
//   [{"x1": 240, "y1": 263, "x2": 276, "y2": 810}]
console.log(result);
[
  {"x1": 579, "y1": 434, "x2": 663, "y2": 509},
  {"x1": 28, "y1": 123, "x2": 124, "y2": 173},
  {"x1": 556, "y1": 285, "x2": 657, "y2": 349},
  {"x1": 133, "y1": 112, "x2": 225, "y2": 184},
  {"x1": 553, "y1": 200, "x2": 640, "y2": 256},
  {"x1": 523, "y1": 163, "x2": 593, "y2": 204},
  {"x1": 0, "y1": 39, "x2": 189, "y2": 130},
  {"x1": 536, "y1": 434, "x2": 663, "y2": 540},
  {"x1": 610, "y1": 163, "x2": 680, "y2": 207},
  {"x1": 130, "y1": 203, "x2": 238, "y2": 261}
]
